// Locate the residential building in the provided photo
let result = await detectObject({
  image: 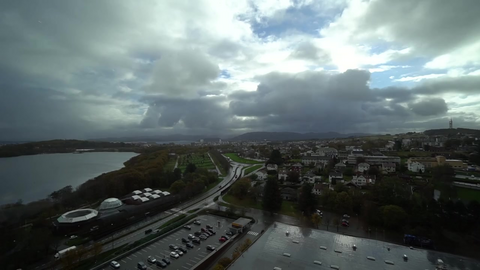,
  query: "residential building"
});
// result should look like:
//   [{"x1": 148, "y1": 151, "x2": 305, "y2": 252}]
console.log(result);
[
  {"x1": 255, "y1": 170, "x2": 268, "y2": 181},
  {"x1": 301, "y1": 155, "x2": 330, "y2": 166},
  {"x1": 312, "y1": 184, "x2": 325, "y2": 195},
  {"x1": 280, "y1": 187, "x2": 298, "y2": 201},
  {"x1": 290, "y1": 163, "x2": 303, "y2": 172},
  {"x1": 266, "y1": 164, "x2": 278, "y2": 172},
  {"x1": 364, "y1": 155, "x2": 401, "y2": 165},
  {"x1": 381, "y1": 163, "x2": 396, "y2": 174},
  {"x1": 316, "y1": 147, "x2": 338, "y2": 157},
  {"x1": 278, "y1": 170, "x2": 288, "y2": 181},
  {"x1": 352, "y1": 174, "x2": 376, "y2": 186},
  {"x1": 357, "y1": 162, "x2": 370, "y2": 173},
  {"x1": 337, "y1": 150, "x2": 349, "y2": 161},
  {"x1": 329, "y1": 172, "x2": 343, "y2": 183},
  {"x1": 407, "y1": 156, "x2": 467, "y2": 169},
  {"x1": 408, "y1": 161, "x2": 425, "y2": 173},
  {"x1": 334, "y1": 162, "x2": 346, "y2": 172}
]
